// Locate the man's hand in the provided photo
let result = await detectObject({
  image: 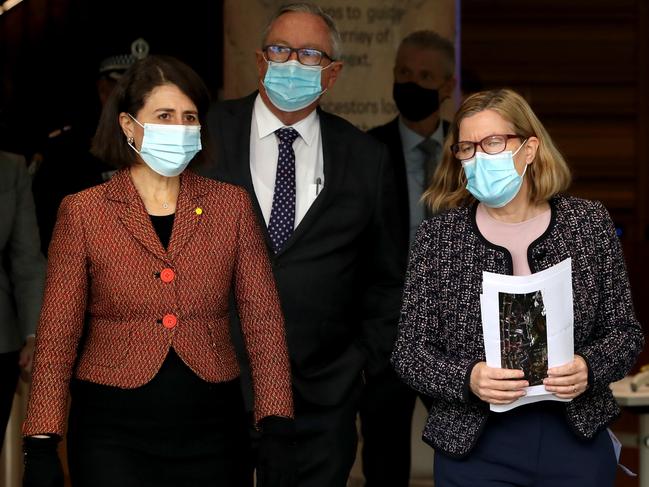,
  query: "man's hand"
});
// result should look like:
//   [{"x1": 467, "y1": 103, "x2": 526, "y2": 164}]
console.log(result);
[{"x1": 19, "y1": 337, "x2": 36, "y2": 382}]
